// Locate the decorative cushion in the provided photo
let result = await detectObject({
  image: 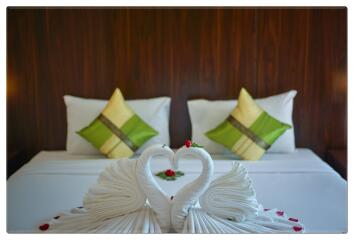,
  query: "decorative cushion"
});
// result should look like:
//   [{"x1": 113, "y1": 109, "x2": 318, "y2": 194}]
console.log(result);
[
  {"x1": 64, "y1": 95, "x2": 170, "y2": 155},
  {"x1": 205, "y1": 88, "x2": 291, "y2": 160},
  {"x1": 188, "y1": 90, "x2": 297, "y2": 154},
  {"x1": 78, "y1": 89, "x2": 158, "y2": 159}
]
